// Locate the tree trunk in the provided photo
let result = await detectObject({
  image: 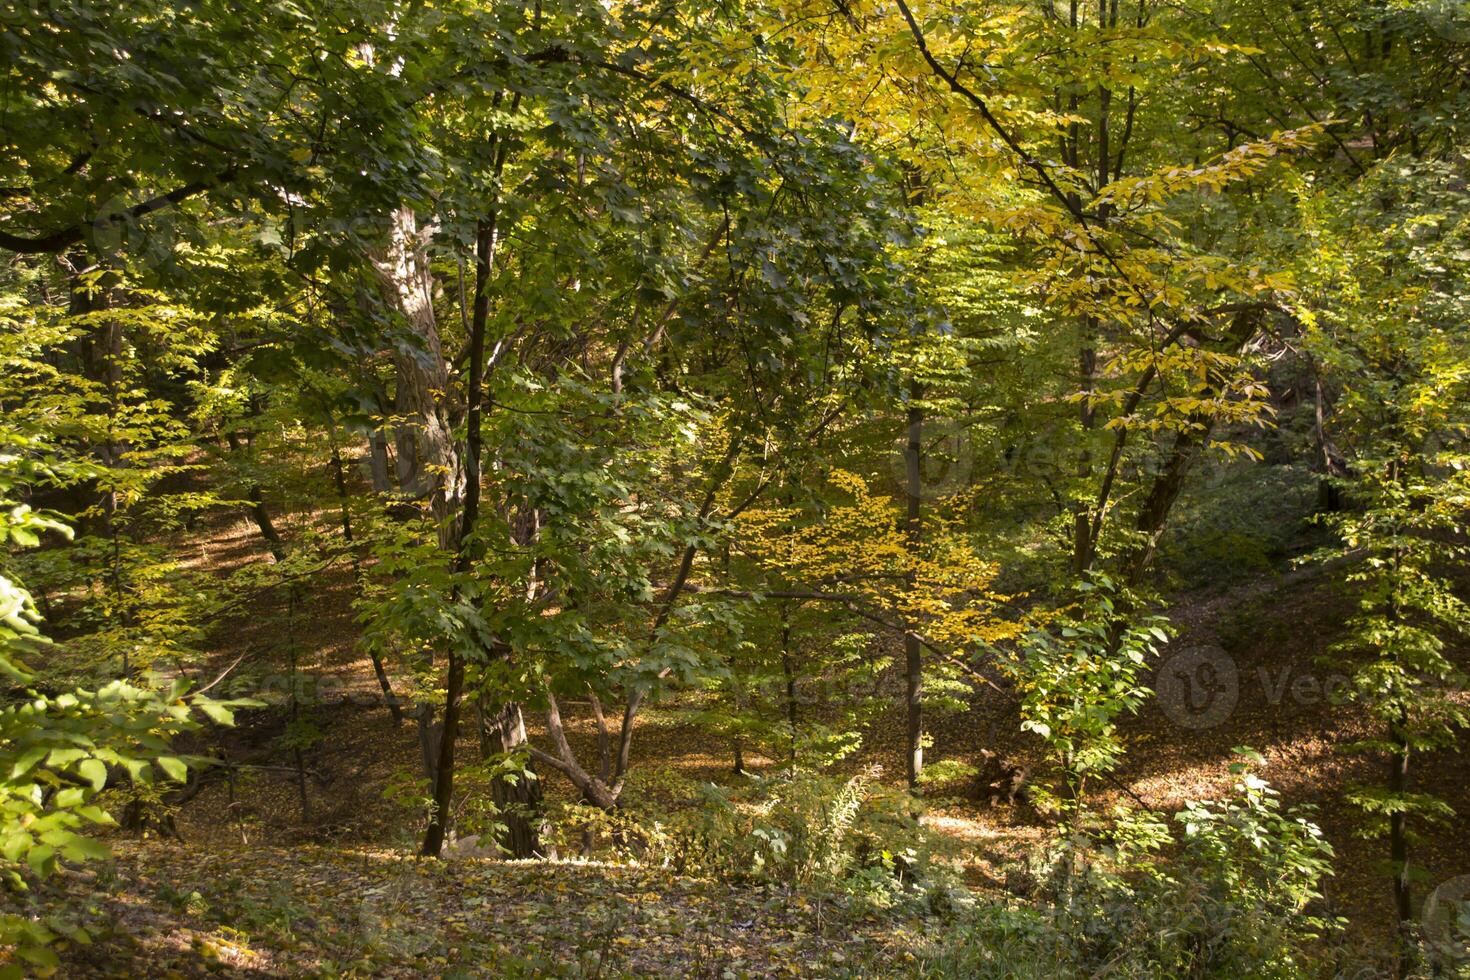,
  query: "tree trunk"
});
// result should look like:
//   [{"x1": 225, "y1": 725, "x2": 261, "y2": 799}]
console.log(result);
[
  {"x1": 327, "y1": 429, "x2": 402, "y2": 725},
  {"x1": 71, "y1": 261, "x2": 132, "y2": 676},
  {"x1": 903, "y1": 391, "x2": 924, "y2": 788},
  {"x1": 530, "y1": 688, "x2": 623, "y2": 811},
  {"x1": 1073, "y1": 317, "x2": 1098, "y2": 576},
  {"x1": 484, "y1": 700, "x2": 543, "y2": 858},
  {"x1": 417, "y1": 707, "x2": 442, "y2": 788},
  {"x1": 371, "y1": 207, "x2": 464, "y2": 531},
  {"x1": 1121, "y1": 307, "x2": 1265, "y2": 587},
  {"x1": 224, "y1": 430, "x2": 287, "y2": 562},
  {"x1": 421, "y1": 656, "x2": 462, "y2": 856},
  {"x1": 780, "y1": 608, "x2": 798, "y2": 766},
  {"x1": 246, "y1": 485, "x2": 287, "y2": 562},
  {"x1": 72, "y1": 255, "x2": 122, "y2": 497},
  {"x1": 367, "y1": 205, "x2": 470, "y2": 858},
  {"x1": 1389, "y1": 716, "x2": 1414, "y2": 976}
]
